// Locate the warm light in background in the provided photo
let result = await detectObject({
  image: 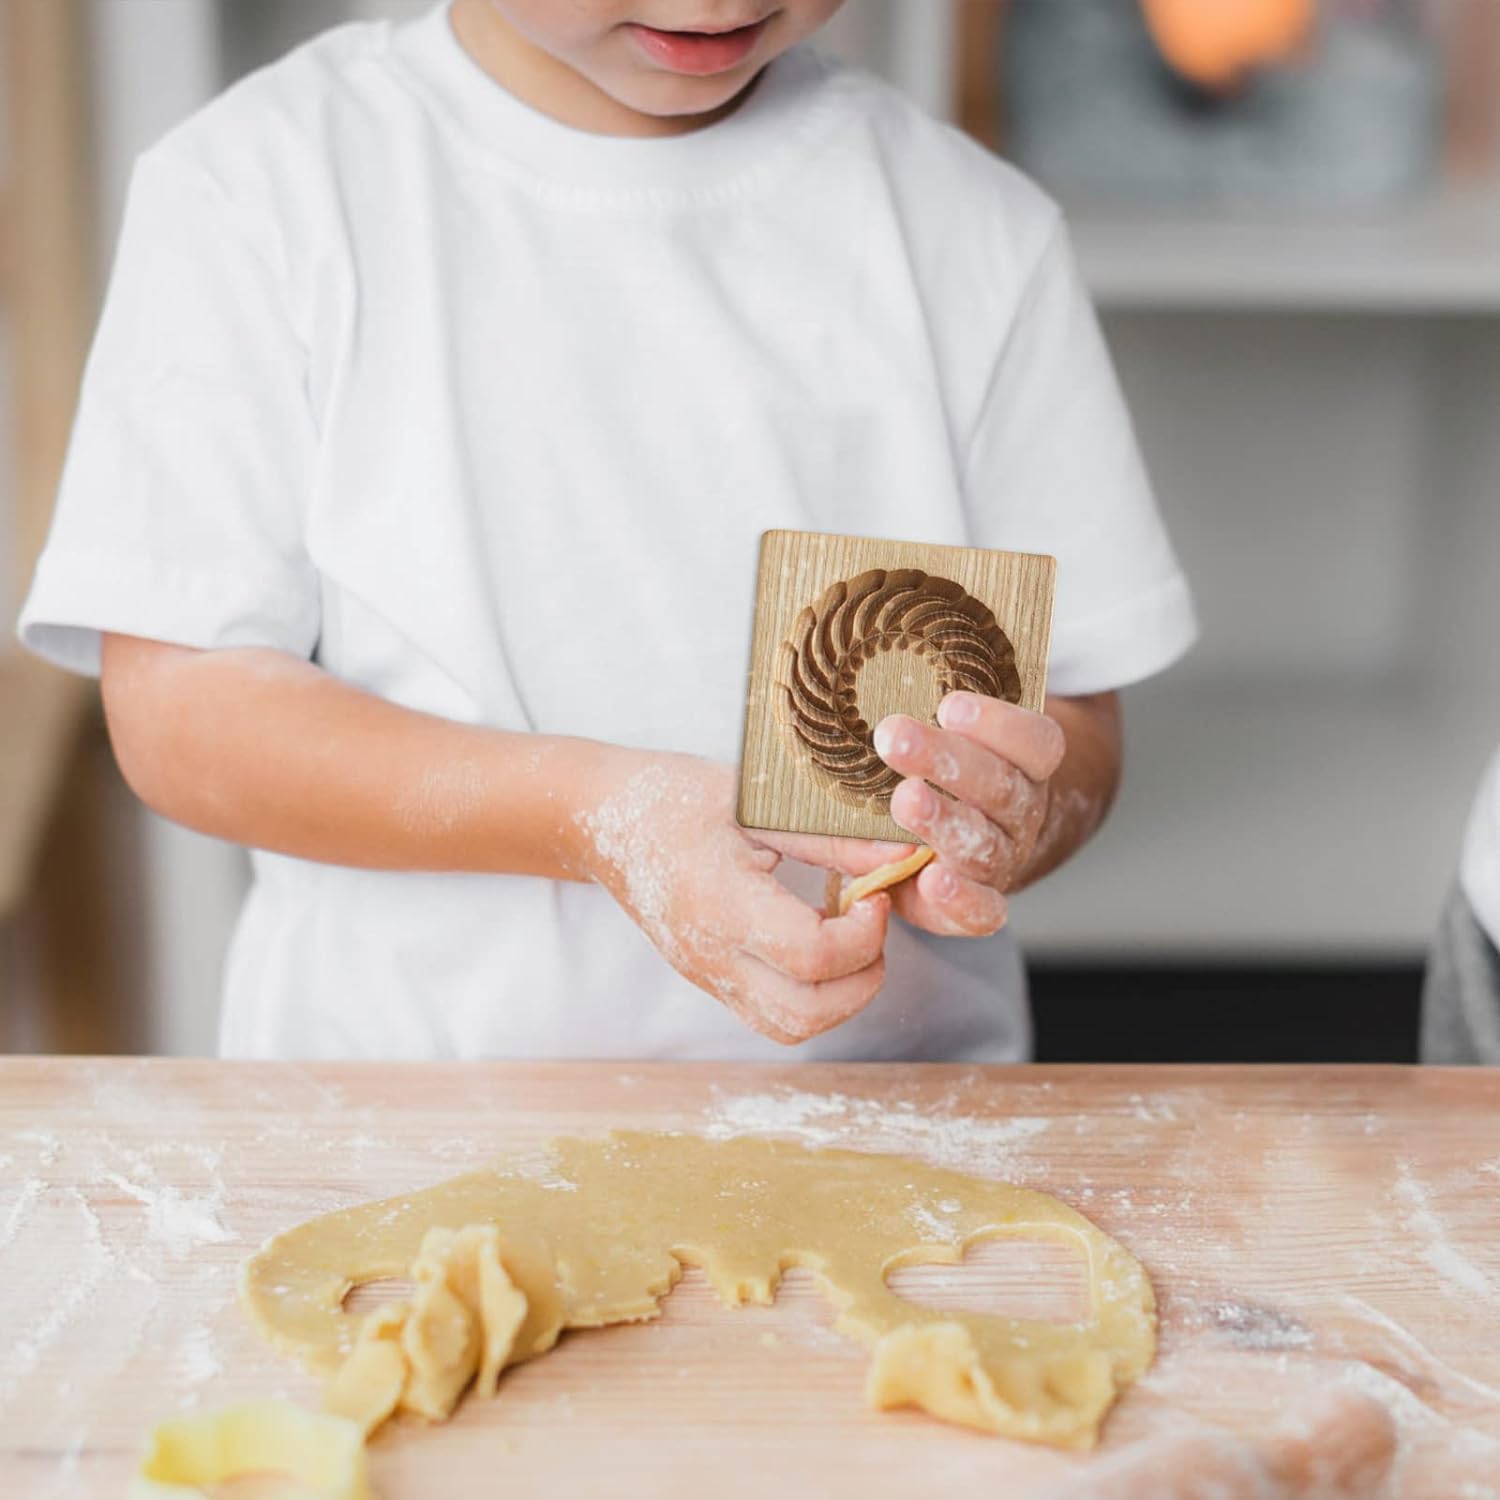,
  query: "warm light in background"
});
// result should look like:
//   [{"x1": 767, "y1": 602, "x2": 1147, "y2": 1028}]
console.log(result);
[{"x1": 1141, "y1": 0, "x2": 1316, "y2": 90}]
